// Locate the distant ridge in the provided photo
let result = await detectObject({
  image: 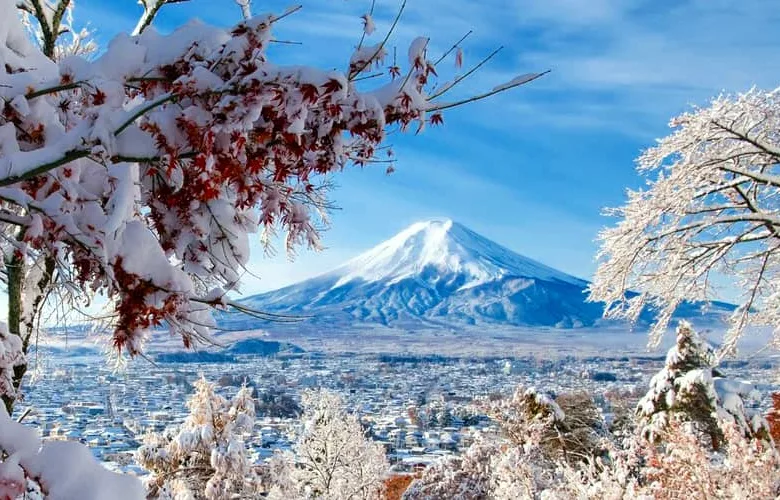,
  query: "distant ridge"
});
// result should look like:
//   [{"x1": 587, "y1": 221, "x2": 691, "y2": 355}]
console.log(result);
[{"x1": 155, "y1": 338, "x2": 305, "y2": 363}]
